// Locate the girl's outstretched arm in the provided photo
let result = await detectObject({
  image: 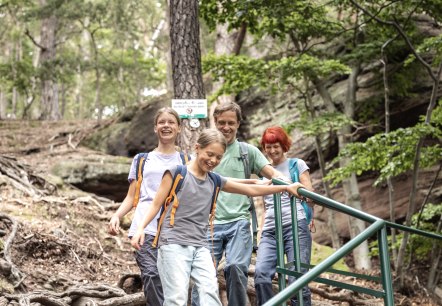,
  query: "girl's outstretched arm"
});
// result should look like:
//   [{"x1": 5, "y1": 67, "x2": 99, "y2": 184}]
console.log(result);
[
  {"x1": 223, "y1": 179, "x2": 304, "y2": 198},
  {"x1": 227, "y1": 178, "x2": 271, "y2": 185},
  {"x1": 130, "y1": 172, "x2": 173, "y2": 250}
]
